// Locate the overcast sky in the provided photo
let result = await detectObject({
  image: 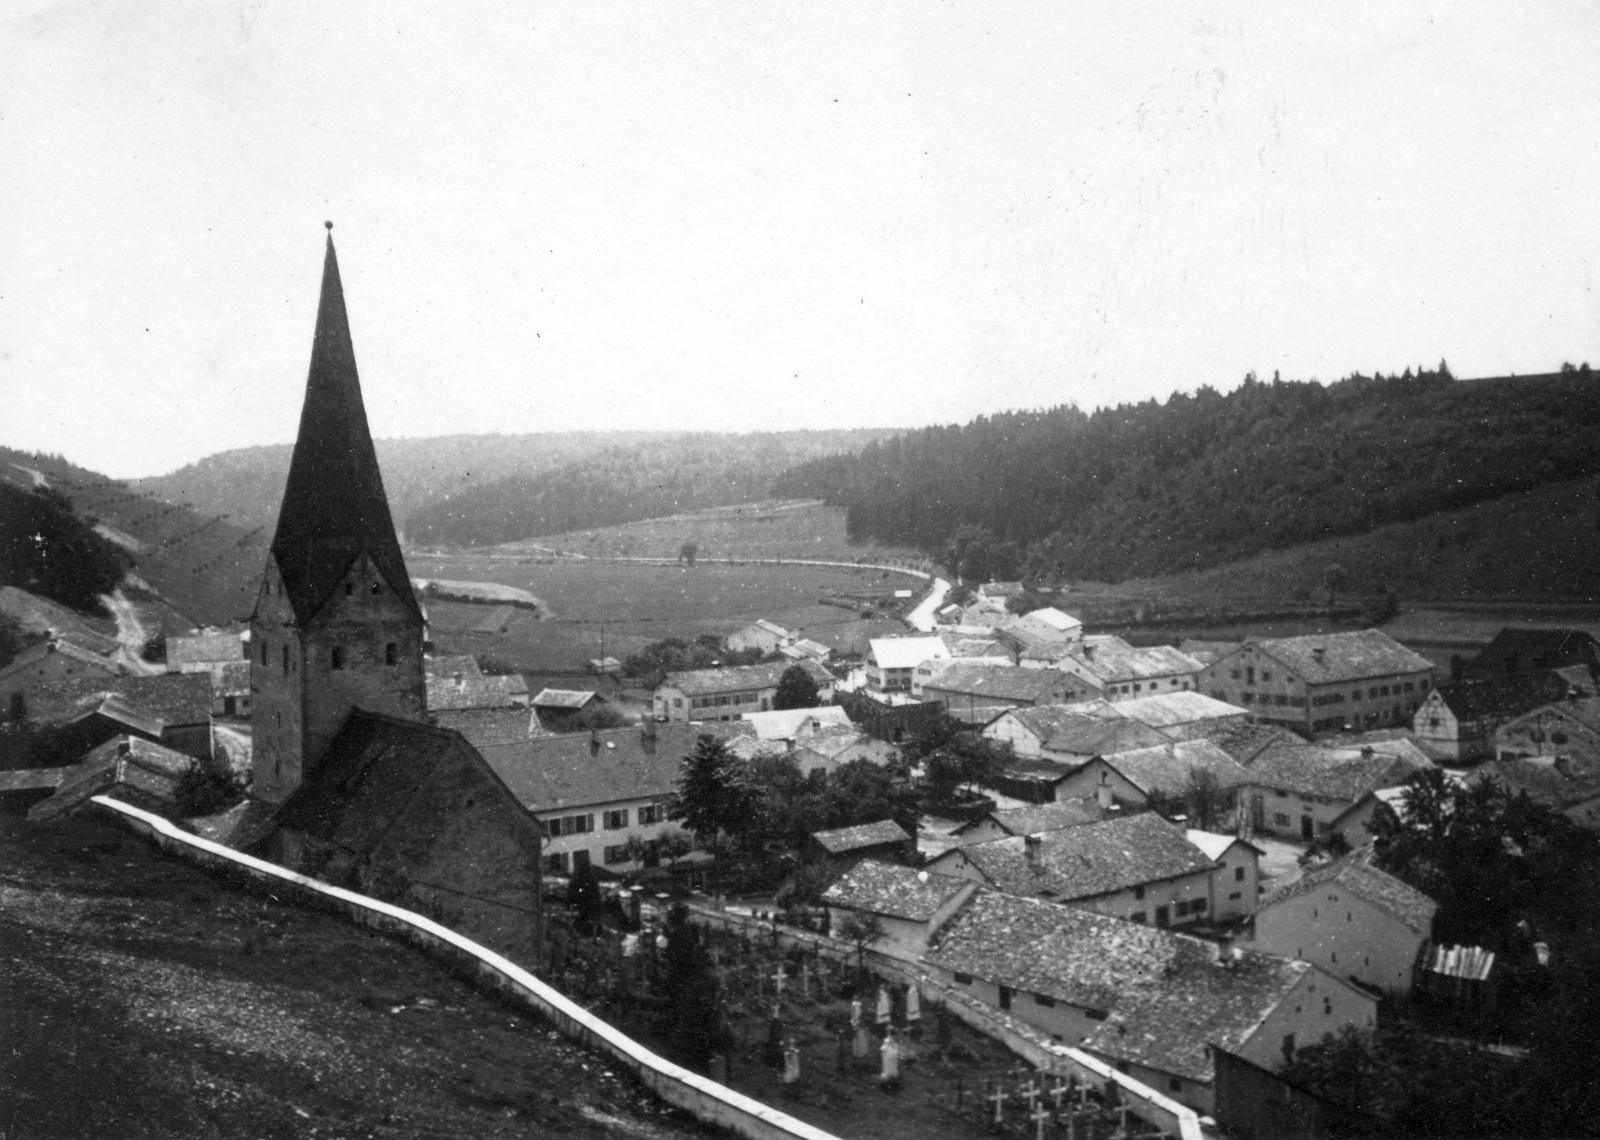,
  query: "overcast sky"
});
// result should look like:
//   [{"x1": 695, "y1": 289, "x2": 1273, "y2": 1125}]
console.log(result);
[{"x1": 4, "y1": 2, "x2": 1598, "y2": 479}]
